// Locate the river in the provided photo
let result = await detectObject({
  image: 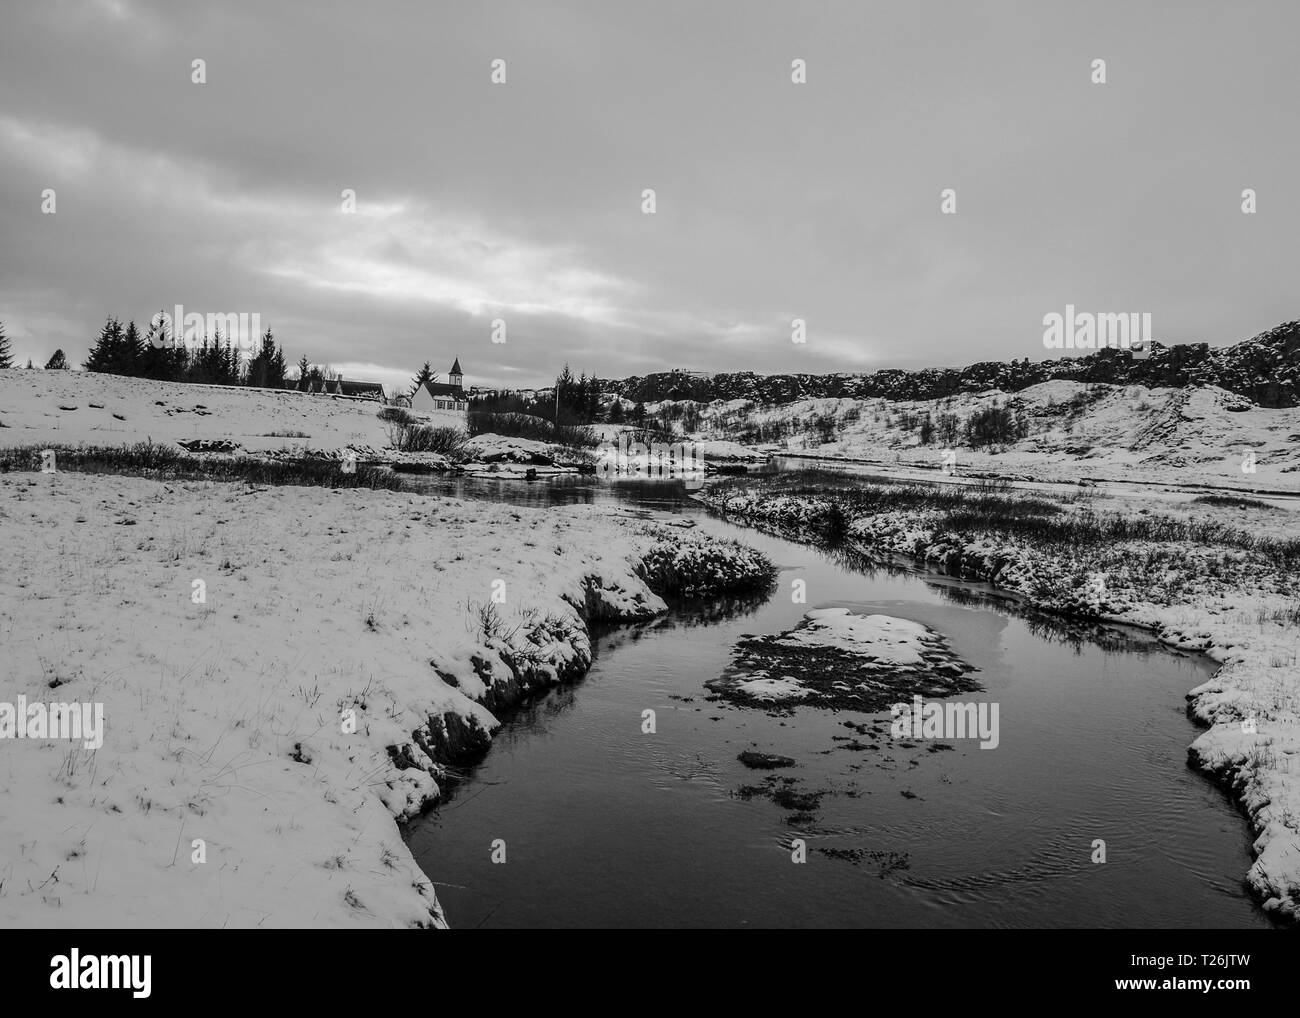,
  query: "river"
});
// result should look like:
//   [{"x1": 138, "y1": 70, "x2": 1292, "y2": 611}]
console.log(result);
[{"x1": 400, "y1": 473, "x2": 1268, "y2": 928}]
